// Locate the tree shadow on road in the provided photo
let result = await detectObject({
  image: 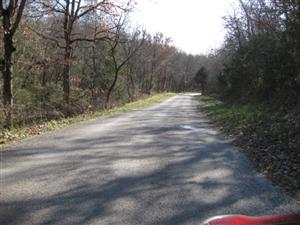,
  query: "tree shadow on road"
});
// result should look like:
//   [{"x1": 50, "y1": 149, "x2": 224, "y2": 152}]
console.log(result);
[{"x1": 1, "y1": 105, "x2": 298, "y2": 225}]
